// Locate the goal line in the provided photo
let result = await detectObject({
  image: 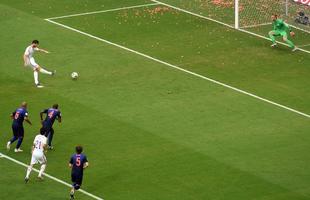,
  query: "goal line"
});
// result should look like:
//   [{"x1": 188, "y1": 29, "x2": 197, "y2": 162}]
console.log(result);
[{"x1": 150, "y1": 0, "x2": 310, "y2": 54}]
